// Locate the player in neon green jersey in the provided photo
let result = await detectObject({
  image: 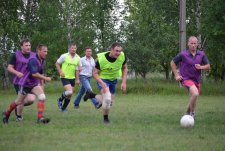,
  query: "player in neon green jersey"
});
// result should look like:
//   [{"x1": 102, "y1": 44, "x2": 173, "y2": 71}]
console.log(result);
[
  {"x1": 84, "y1": 42, "x2": 128, "y2": 123},
  {"x1": 55, "y1": 42, "x2": 81, "y2": 112}
]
